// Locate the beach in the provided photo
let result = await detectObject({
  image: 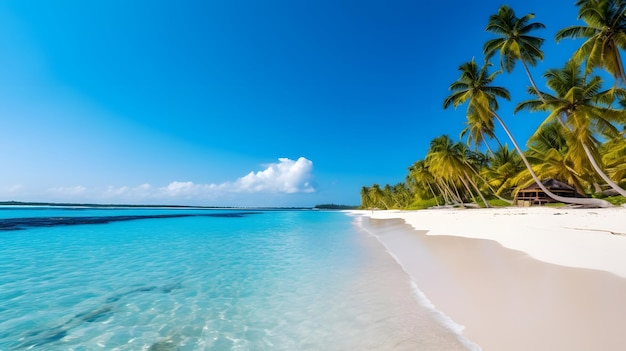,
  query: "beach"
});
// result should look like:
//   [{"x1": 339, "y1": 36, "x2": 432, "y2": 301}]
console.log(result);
[{"x1": 349, "y1": 206, "x2": 626, "y2": 350}]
